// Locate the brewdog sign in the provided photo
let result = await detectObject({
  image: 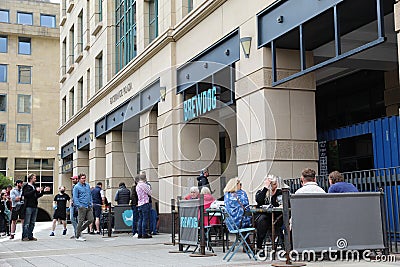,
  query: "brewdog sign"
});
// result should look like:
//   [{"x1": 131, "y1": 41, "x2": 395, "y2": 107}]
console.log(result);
[{"x1": 183, "y1": 86, "x2": 218, "y2": 122}]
